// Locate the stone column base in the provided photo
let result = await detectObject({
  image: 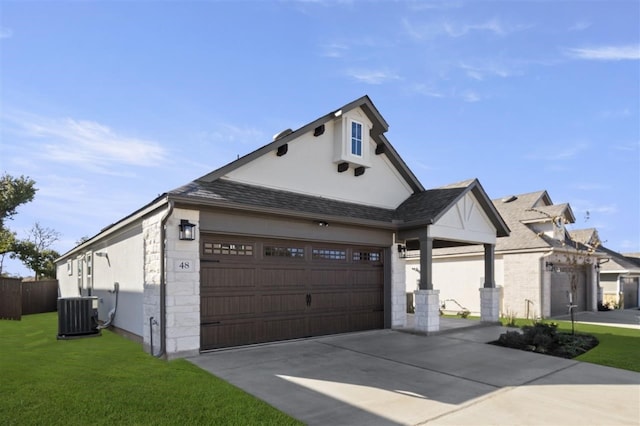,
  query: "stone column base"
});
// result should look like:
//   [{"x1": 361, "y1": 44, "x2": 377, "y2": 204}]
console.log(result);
[
  {"x1": 480, "y1": 287, "x2": 501, "y2": 323},
  {"x1": 414, "y1": 289, "x2": 440, "y2": 333}
]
